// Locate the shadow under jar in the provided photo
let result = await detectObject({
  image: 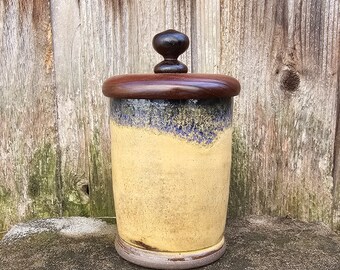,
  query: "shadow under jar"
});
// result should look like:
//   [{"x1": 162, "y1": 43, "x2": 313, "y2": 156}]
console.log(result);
[{"x1": 102, "y1": 30, "x2": 240, "y2": 270}]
